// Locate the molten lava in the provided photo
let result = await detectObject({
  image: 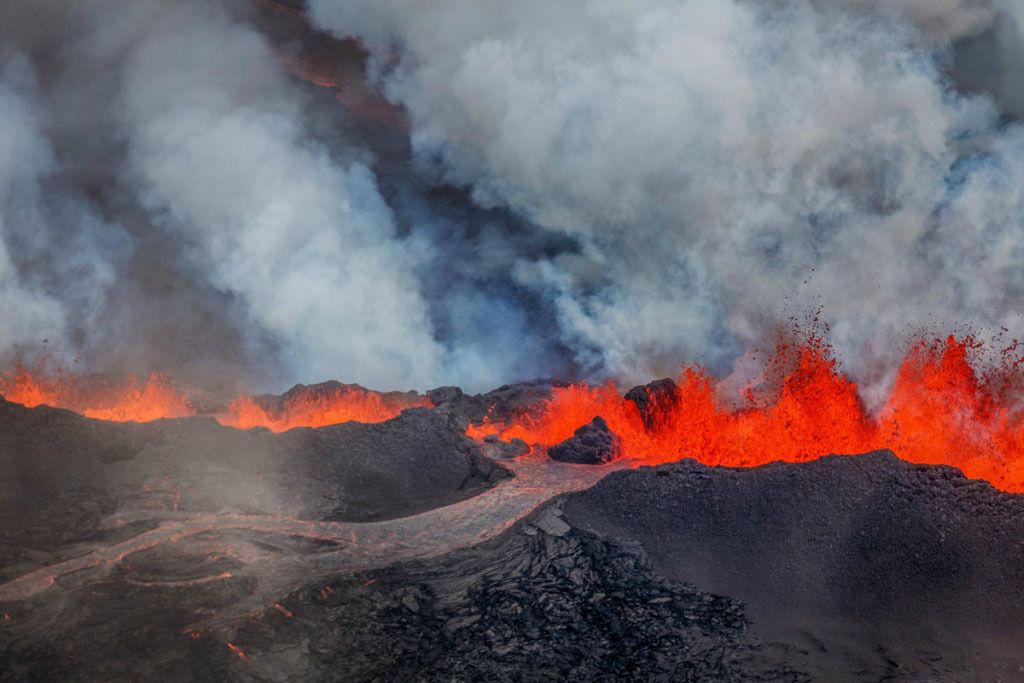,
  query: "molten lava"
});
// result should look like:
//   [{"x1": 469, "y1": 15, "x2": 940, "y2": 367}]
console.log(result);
[
  {"x1": 6, "y1": 335, "x2": 1024, "y2": 493},
  {"x1": 0, "y1": 369, "x2": 429, "y2": 431},
  {"x1": 0, "y1": 370, "x2": 194, "y2": 423},
  {"x1": 220, "y1": 383, "x2": 431, "y2": 432},
  {"x1": 469, "y1": 337, "x2": 1024, "y2": 493},
  {"x1": 80, "y1": 375, "x2": 194, "y2": 422}
]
